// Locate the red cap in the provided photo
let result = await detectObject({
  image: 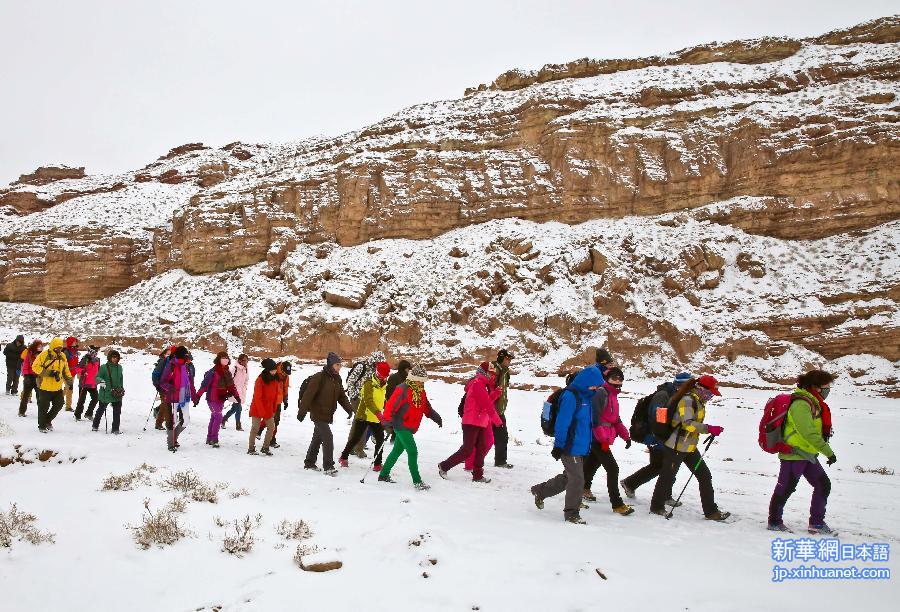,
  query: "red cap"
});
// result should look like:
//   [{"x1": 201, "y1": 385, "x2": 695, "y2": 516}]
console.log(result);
[
  {"x1": 375, "y1": 361, "x2": 390, "y2": 380},
  {"x1": 65, "y1": 336, "x2": 78, "y2": 348},
  {"x1": 696, "y1": 375, "x2": 721, "y2": 396}
]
